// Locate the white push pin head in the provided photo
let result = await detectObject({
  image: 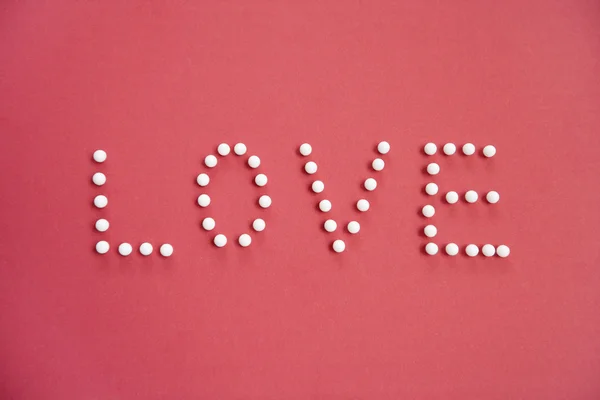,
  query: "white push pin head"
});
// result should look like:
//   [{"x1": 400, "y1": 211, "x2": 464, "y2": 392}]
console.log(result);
[
  {"x1": 372, "y1": 158, "x2": 385, "y2": 171},
  {"x1": 204, "y1": 155, "x2": 217, "y2": 168},
  {"x1": 160, "y1": 244, "x2": 173, "y2": 257},
  {"x1": 364, "y1": 178, "x2": 377, "y2": 191},
  {"x1": 425, "y1": 183, "x2": 438, "y2": 196},
  {"x1": 305, "y1": 161, "x2": 318, "y2": 174},
  {"x1": 424, "y1": 143, "x2": 437, "y2": 155},
  {"x1": 254, "y1": 173, "x2": 268, "y2": 187},
  {"x1": 217, "y1": 143, "x2": 230, "y2": 156},
  {"x1": 324, "y1": 219, "x2": 337, "y2": 232},
  {"x1": 445, "y1": 243, "x2": 459, "y2": 256},
  {"x1": 139, "y1": 242, "x2": 153, "y2": 256},
  {"x1": 93, "y1": 150, "x2": 107, "y2": 163},
  {"x1": 95, "y1": 219, "x2": 109, "y2": 232},
  {"x1": 357, "y1": 199, "x2": 370, "y2": 212},
  {"x1": 377, "y1": 141, "x2": 390, "y2": 155},
  {"x1": 443, "y1": 143, "x2": 456, "y2": 155},
  {"x1": 319, "y1": 199, "x2": 332, "y2": 212},
  {"x1": 483, "y1": 145, "x2": 496, "y2": 158},
  {"x1": 118, "y1": 243, "x2": 132, "y2": 256},
  {"x1": 465, "y1": 244, "x2": 479, "y2": 257},
  {"x1": 465, "y1": 190, "x2": 478, "y2": 203},
  {"x1": 197, "y1": 194, "x2": 211, "y2": 207},
  {"x1": 486, "y1": 191, "x2": 500, "y2": 204},
  {"x1": 248, "y1": 155, "x2": 261, "y2": 168},
  {"x1": 252, "y1": 218, "x2": 266, "y2": 232},
  {"x1": 95, "y1": 241, "x2": 110, "y2": 254},
  {"x1": 462, "y1": 143, "x2": 475, "y2": 156},
  {"x1": 332, "y1": 239, "x2": 346, "y2": 253},
  {"x1": 197, "y1": 173, "x2": 210, "y2": 187},
  {"x1": 424, "y1": 225, "x2": 437, "y2": 238},
  {"x1": 497, "y1": 245, "x2": 510, "y2": 258},
  {"x1": 238, "y1": 234, "x2": 252, "y2": 247},
  {"x1": 214, "y1": 234, "x2": 227, "y2": 247},
  {"x1": 482, "y1": 244, "x2": 496, "y2": 257},
  {"x1": 347, "y1": 221, "x2": 360, "y2": 234},
  {"x1": 299, "y1": 143, "x2": 312, "y2": 156},
  {"x1": 425, "y1": 242, "x2": 438, "y2": 255},
  {"x1": 422, "y1": 205, "x2": 435, "y2": 218},
  {"x1": 258, "y1": 195, "x2": 272, "y2": 208},
  {"x1": 311, "y1": 180, "x2": 324, "y2": 193},
  {"x1": 426, "y1": 163, "x2": 440, "y2": 175},
  {"x1": 202, "y1": 217, "x2": 215, "y2": 231},
  {"x1": 446, "y1": 191, "x2": 459, "y2": 204},
  {"x1": 94, "y1": 195, "x2": 108, "y2": 209},
  {"x1": 92, "y1": 172, "x2": 106, "y2": 186},
  {"x1": 233, "y1": 143, "x2": 247, "y2": 155}
]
